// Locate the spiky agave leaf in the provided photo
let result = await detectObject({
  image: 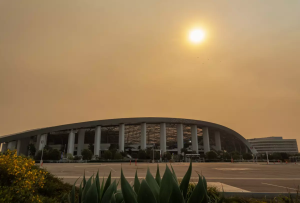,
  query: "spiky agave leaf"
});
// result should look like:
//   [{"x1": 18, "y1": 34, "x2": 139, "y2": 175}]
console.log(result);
[
  {"x1": 187, "y1": 175, "x2": 206, "y2": 203},
  {"x1": 159, "y1": 165, "x2": 174, "y2": 203},
  {"x1": 170, "y1": 164, "x2": 179, "y2": 185},
  {"x1": 100, "y1": 176, "x2": 105, "y2": 200},
  {"x1": 137, "y1": 180, "x2": 157, "y2": 203},
  {"x1": 70, "y1": 177, "x2": 80, "y2": 203},
  {"x1": 103, "y1": 171, "x2": 112, "y2": 196},
  {"x1": 101, "y1": 180, "x2": 117, "y2": 203},
  {"x1": 155, "y1": 164, "x2": 161, "y2": 186},
  {"x1": 134, "y1": 170, "x2": 140, "y2": 194},
  {"x1": 180, "y1": 160, "x2": 192, "y2": 199},
  {"x1": 115, "y1": 191, "x2": 123, "y2": 203},
  {"x1": 121, "y1": 168, "x2": 138, "y2": 203},
  {"x1": 84, "y1": 179, "x2": 98, "y2": 203},
  {"x1": 145, "y1": 168, "x2": 160, "y2": 202},
  {"x1": 95, "y1": 170, "x2": 101, "y2": 203},
  {"x1": 82, "y1": 175, "x2": 93, "y2": 202}
]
